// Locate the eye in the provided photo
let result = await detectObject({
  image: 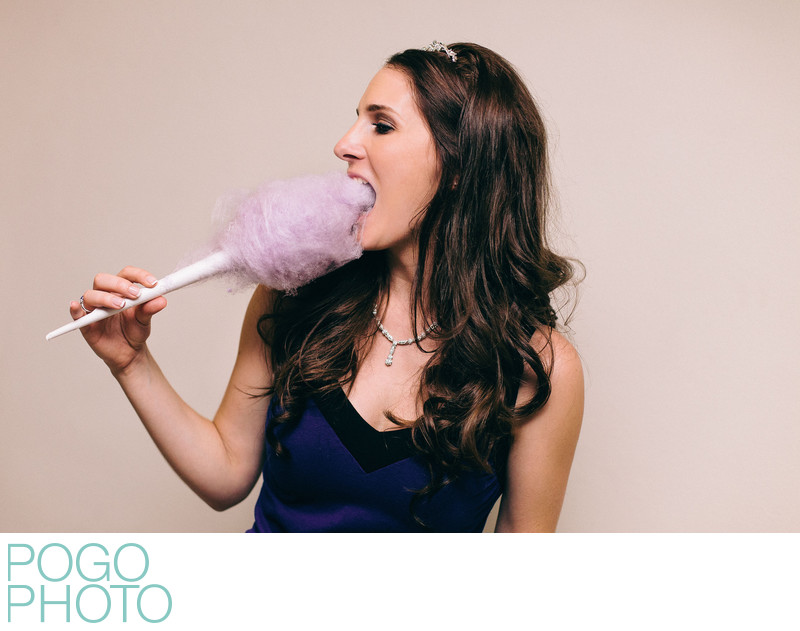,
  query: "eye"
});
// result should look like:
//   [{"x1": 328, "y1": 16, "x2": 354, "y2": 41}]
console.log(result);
[{"x1": 372, "y1": 122, "x2": 394, "y2": 135}]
